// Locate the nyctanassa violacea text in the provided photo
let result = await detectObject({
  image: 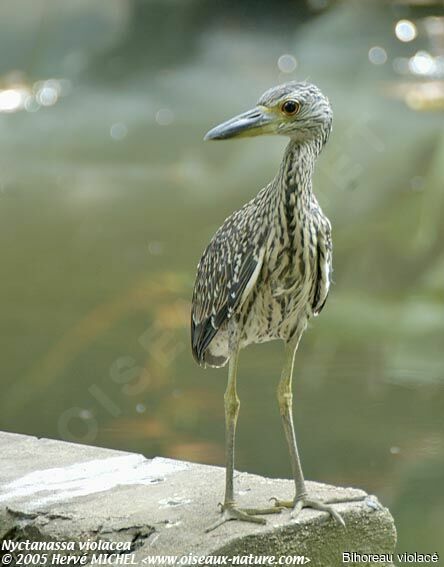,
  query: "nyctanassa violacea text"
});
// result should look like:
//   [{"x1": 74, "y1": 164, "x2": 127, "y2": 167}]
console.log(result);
[{"x1": 191, "y1": 82, "x2": 345, "y2": 531}]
